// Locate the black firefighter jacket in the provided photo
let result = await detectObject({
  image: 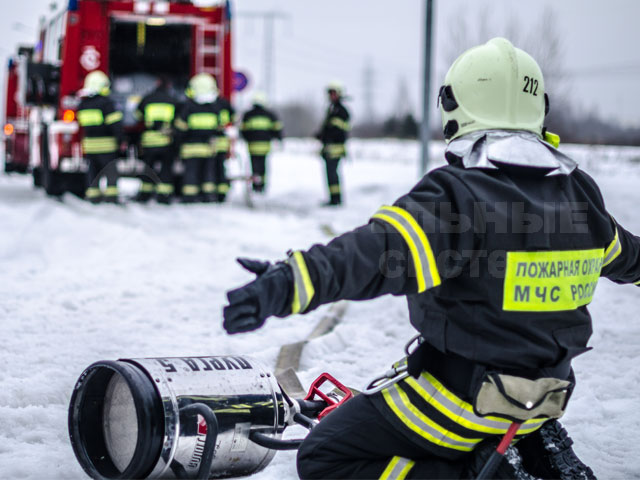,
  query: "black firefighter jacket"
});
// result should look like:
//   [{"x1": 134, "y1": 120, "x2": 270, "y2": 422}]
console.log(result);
[
  {"x1": 287, "y1": 148, "x2": 640, "y2": 378},
  {"x1": 77, "y1": 94, "x2": 123, "y2": 156},
  {"x1": 317, "y1": 100, "x2": 350, "y2": 159}
]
